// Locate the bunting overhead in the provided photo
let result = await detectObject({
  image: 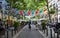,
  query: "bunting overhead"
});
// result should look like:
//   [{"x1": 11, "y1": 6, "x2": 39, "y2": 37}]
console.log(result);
[
  {"x1": 15, "y1": 8, "x2": 18, "y2": 14},
  {"x1": 34, "y1": 10, "x2": 39, "y2": 16},
  {"x1": 31, "y1": 10, "x2": 35, "y2": 16},
  {"x1": 27, "y1": 10, "x2": 31, "y2": 16},
  {"x1": 43, "y1": 8, "x2": 47, "y2": 14},
  {"x1": 19, "y1": 10, "x2": 23, "y2": 15},
  {"x1": 39, "y1": 9, "x2": 43, "y2": 15},
  {"x1": 18, "y1": 9, "x2": 45, "y2": 17},
  {"x1": 23, "y1": 10, "x2": 27, "y2": 16}
]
